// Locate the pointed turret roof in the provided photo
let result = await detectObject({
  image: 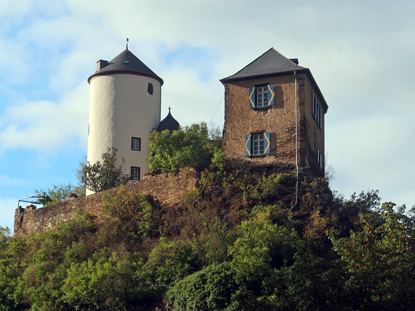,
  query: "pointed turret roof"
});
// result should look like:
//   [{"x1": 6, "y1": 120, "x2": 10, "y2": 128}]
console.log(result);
[
  {"x1": 88, "y1": 49, "x2": 163, "y2": 85},
  {"x1": 221, "y1": 48, "x2": 306, "y2": 83},
  {"x1": 156, "y1": 108, "x2": 180, "y2": 132}
]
